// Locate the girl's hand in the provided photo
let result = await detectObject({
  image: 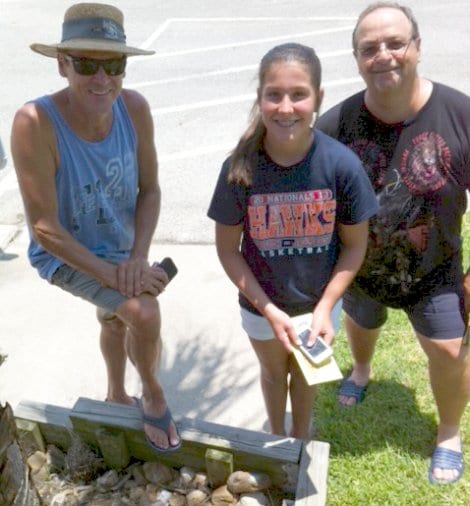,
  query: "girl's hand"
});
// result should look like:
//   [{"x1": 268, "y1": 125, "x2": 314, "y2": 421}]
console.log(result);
[
  {"x1": 310, "y1": 303, "x2": 336, "y2": 346},
  {"x1": 264, "y1": 305, "x2": 299, "y2": 352}
]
